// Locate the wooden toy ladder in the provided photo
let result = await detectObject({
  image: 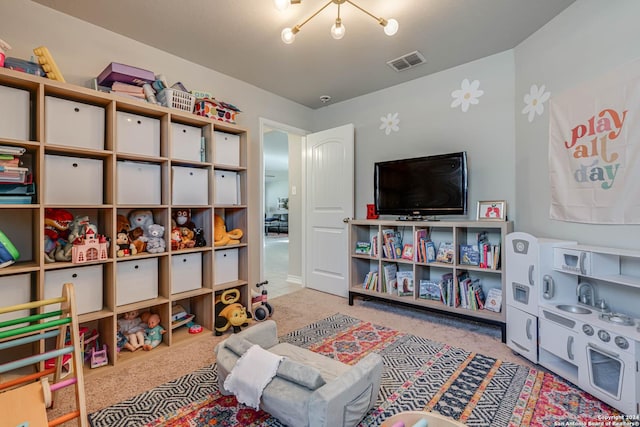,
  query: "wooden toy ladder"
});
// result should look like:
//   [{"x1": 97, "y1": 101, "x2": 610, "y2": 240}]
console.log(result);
[{"x1": 0, "y1": 283, "x2": 87, "y2": 426}]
